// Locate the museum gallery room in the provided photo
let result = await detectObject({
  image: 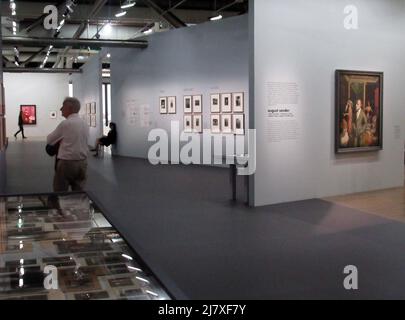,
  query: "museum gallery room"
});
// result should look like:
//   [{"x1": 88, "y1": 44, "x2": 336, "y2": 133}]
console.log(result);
[{"x1": 0, "y1": 0, "x2": 405, "y2": 301}]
